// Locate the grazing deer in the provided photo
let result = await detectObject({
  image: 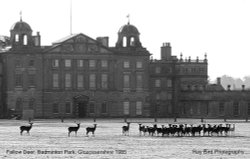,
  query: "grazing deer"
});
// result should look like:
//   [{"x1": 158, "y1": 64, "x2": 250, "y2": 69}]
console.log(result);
[
  {"x1": 138, "y1": 123, "x2": 146, "y2": 136},
  {"x1": 86, "y1": 124, "x2": 97, "y2": 137},
  {"x1": 20, "y1": 123, "x2": 33, "y2": 135},
  {"x1": 122, "y1": 122, "x2": 130, "y2": 136},
  {"x1": 68, "y1": 123, "x2": 80, "y2": 137}
]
